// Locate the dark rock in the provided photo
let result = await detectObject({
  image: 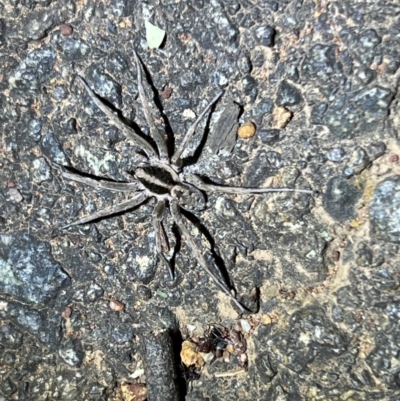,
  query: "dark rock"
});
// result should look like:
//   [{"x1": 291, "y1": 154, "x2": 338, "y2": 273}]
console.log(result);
[
  {"x1": 311, "y1": 103, "x2": 328, "y2": 125},
  {"x1": 41, "y1": 130, "x2": 68, "y2": 165},
  {"x1": 327, "y1": 147, "x2": 346, "y2": 162},
  {"x1": 323, "y1": 176, "x2": 362, "y2": 222},
  {"x1": 370, "y1": 176, "x2": 400, "y2": 243},
  {"x1": 137, "y1": 285, "x2": 152, "y2": 301},
  {"x1": 252, "y1": 98, "x2": 273, "y2": 121},
  {"x1": 386, "y1": 59, "x2": 400, "y2": 74},
  {"x1": 0, "y1": 377, "x2": 17, "y2": 397},
  {"x1": 85, "y1": 283, "x2": 104, "y2": 302},
  {"x1": 276, "y1": 80, "x2": 302, "y2": 107},
  {"x1": 0, "y1": 232, "x2": 71, "y2": 305},
  {"x1": 237, "y1": 54, "x2": 252, "y2": 74},
  {"x1": 107, "y1": 21, "x2": 118, "y2": 35},
  {"x1": 343, "y1": 147, "x2": 369, "y2": 177},
  {"x1": 63, "y1": 38, "x2": 90, "y2": 61},
  {"x1": 301, "y1": 44, "x2": 337, "y2": 83},
  {"x1": 85, "y1": 66, "x2": 123, "y2": 109},
  {"x1": 323, "y1": 86, "x2": 394, "y2": 138},
  {"x1": 242, "y1": 74, "x2": 258, "y2": 100},
  {"x1": 353, "y1": 65, "x2": 377, "y2": 87},
  {"x1": 9, "y1": 47, "x2": 57, "y2": 95},
  {"x1": 351, "y1": 86, "x2": 393, "y2": 122},
  {"x1": 365, "y1": 142, "x2": 386, "y2": 162},
  {"x1": 111, "y1": 325, "x2": 134, "y2": 344},
  {"x1": 59, "y1": 339, "x2": 85, "y2": 367},
  {"x1": 51, "y1": 85, "x2": 69, "y2": 101},
  {"x1": 106, "y1": 51, "x2": 131, "y2": 75},
  {"x1": 254, "y1": 25, "x2": 276, "y2": 47},
  {"x1": 0, "y1": 18, "x2": 6, "y2": 45},
  {"x1": 244, "y1": 150, "x2": 279, "y2": 186},
  {"x1": 357, "y1": 29, "x2": 381, "y2": 65},
  {"x1": 259, "y1": 129, "x2": 280, "y2": 144},
  {"x1": 356, "y1": 243, "x2": 373, "y2": 266}
]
